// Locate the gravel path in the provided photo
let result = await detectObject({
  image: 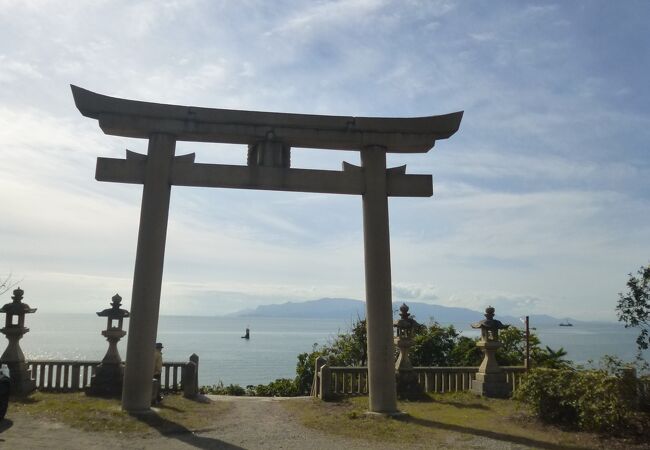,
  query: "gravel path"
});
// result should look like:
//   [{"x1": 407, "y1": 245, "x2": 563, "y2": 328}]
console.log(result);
[{"x1": 0, "y1": 396, "x2": 542, "y2": 449}]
